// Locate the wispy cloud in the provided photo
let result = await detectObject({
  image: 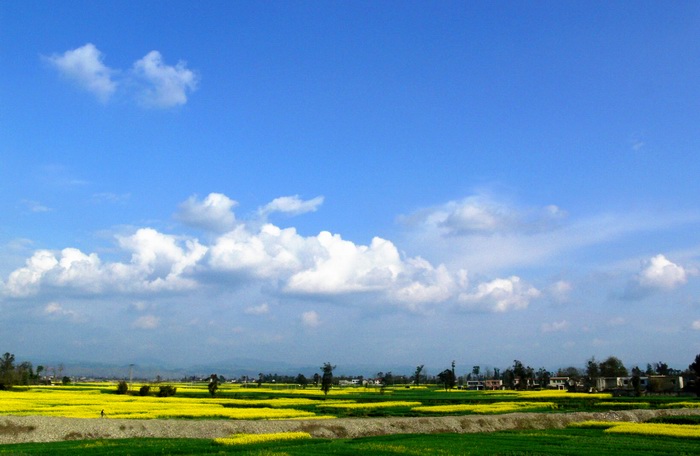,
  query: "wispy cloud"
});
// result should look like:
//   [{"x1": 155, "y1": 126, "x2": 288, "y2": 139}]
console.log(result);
[
  {"x1": 244, "y1": 303, "x2": 270, "y2": 315},
  {"x1": 541, "y1": 320, "x2": 569, "y2": 333},
  {"x1": 301, "y1": 310, "x2": 320, "y2": 328},
  {"x1": 258, "y1": 195, "x2": 324, "y2": 218},
  {"x1": 20, "y1": 199, "x2": 52, "y2": 213},
  {"x1": 132, "y1": 315, "x2": 160, "y2": 329}
]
